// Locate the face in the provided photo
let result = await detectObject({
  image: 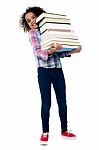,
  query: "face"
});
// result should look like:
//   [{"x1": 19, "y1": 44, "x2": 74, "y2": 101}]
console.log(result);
[{"x1": 25, "y1": 12, "x2": 38, "y2": 29}]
